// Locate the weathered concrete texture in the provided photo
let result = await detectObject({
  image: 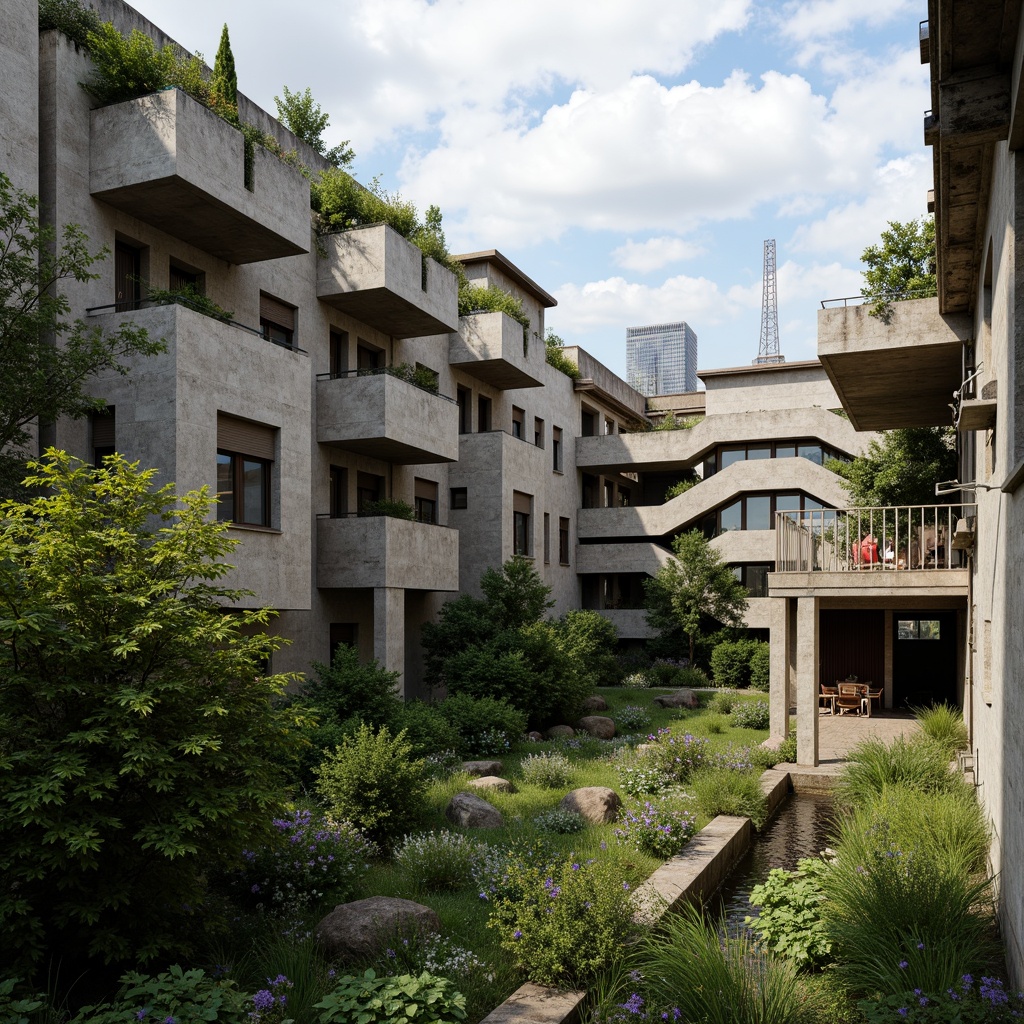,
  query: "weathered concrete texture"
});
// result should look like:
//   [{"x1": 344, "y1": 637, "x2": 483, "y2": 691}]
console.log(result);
[
  {"x1": 2, "y1": 0, "x2": 38, "y2": 194},
  {"x1": 633, "y1": 815, "x2": 752, "y2": 924},
  {"x1": 90, "y1": 89, "x2": 310, "y2": 263},
  {"x1": 760, "y1": 768, "x2": 791, "y2": 817},
  {"x1": 449, "y1": 312, "x2": 543, "y2": 389},
  {"x1": 593, "y1": 608, "x2": 657, "y2": 639},
  {"x1": 477, "y1": 983, "x2": 585, "y2": 1024},
  {"x1": 316, "y1": 373, "x2": 459, "y2": 464},
  {"x1": 795, "y1": 597, "x2": 820, "y2": 767},
  {"x1": 317, "y1": 225, "x2": 458, "y2": 338}
]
